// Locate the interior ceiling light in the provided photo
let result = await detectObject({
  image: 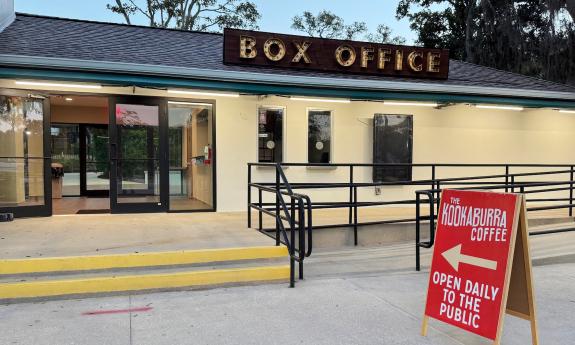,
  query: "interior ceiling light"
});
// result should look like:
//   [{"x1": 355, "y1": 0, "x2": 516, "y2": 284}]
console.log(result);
[
  {"x1": 290, "y1": 97, "x2": 351, "y2": 104},
  {"x1": 168, "y1": 89, "x2": 239, "y2": 98},
  {"x1": 558, "y1": 109, "x2": 575, "y2": 114},
  {"x1": 168, "y1": 101, "x2": 213, "y2": 107},
  {"x1": 475, "y1": 104, "x2": 524, "y2": 111},
  {"x1": 383, "y1": 101, "x2": 438, "y2": 107},
  {"x1": 15, "y1": 81, "x2": 102, "y2": 89}
]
